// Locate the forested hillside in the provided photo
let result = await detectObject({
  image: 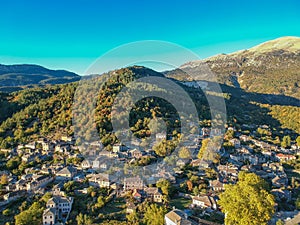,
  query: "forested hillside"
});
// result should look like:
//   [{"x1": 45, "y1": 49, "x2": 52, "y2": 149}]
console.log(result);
[
  {"x1": 0, "y1": 66, "x2": 299, "y2": 150},
  {"x1": 0, "y1": 64, "x2": 80, "y2": 92}
]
